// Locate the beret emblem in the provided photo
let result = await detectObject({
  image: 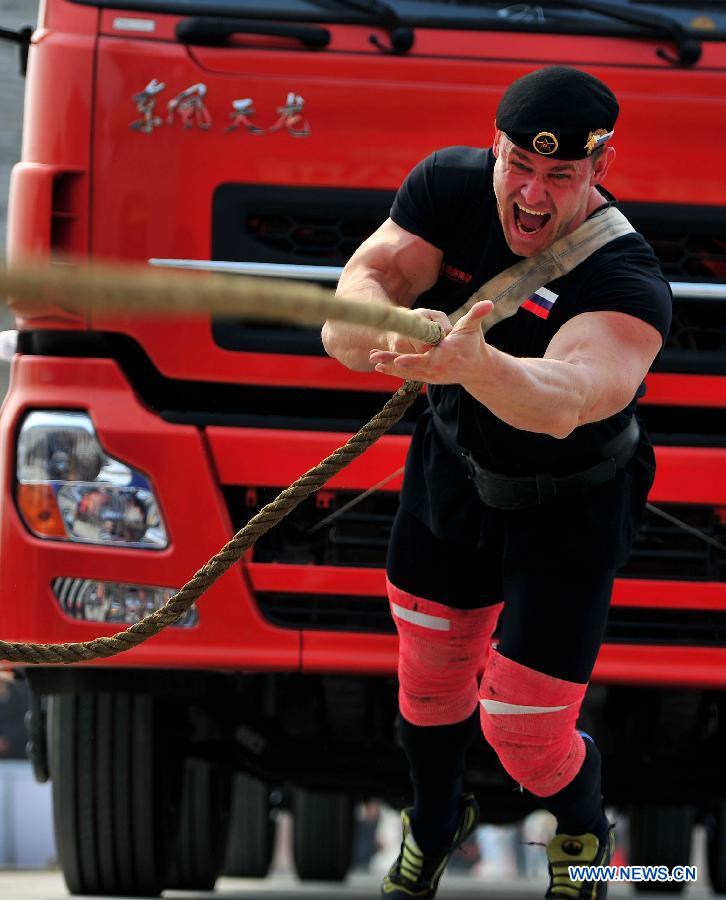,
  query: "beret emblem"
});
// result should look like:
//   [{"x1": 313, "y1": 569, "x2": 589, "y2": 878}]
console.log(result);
[
  {"x1": 532, "y1": 131, "x2": 558, "y2": 156},
  {"x1": 585, "y1": 128, "x2": 612, "y2": 155}
]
